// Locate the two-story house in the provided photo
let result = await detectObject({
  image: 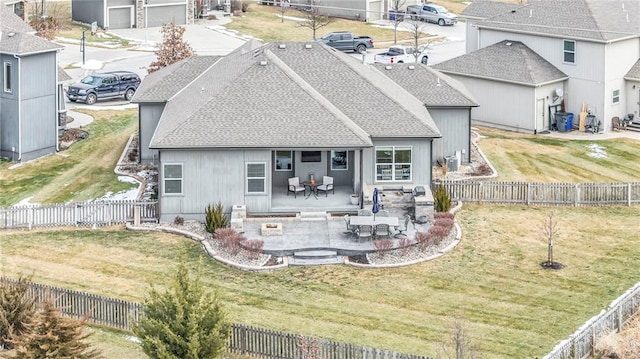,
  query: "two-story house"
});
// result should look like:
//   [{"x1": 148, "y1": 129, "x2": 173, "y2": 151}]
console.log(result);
[
  {"x1": 434, "y1": 0, "x2": 640, "y2": 134},
  {"x1": 0, "y1": 5, "x2": 68, "y2": 162}
]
